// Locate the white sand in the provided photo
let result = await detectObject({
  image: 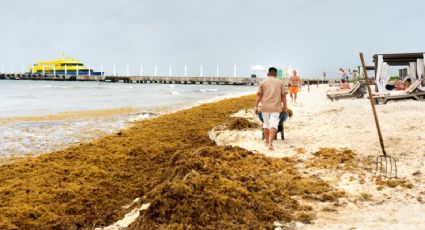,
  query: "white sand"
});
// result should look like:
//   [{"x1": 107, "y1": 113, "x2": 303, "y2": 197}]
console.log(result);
[
  {"x1": 210, "y1": 85, "x2": 425, "y2": 229},
  {"x1": 96, "y1": 202, "x2": 150, "y2": 230}
]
